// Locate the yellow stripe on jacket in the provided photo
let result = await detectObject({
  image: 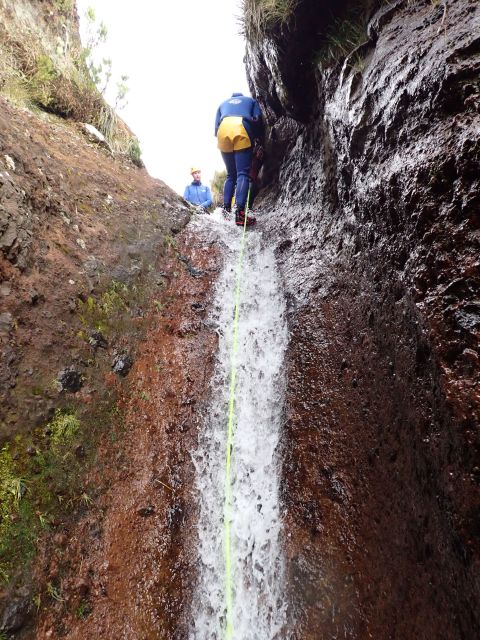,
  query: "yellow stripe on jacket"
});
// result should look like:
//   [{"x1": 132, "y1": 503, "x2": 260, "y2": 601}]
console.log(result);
[{"x1": 217, "y1": 116, "x2": 252, "y2": 152}]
